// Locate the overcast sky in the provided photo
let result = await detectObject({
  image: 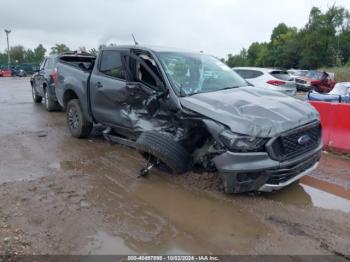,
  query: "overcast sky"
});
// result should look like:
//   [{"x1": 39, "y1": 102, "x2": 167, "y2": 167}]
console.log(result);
[{"x1": 0, "y1": 0, "x2": 350, "y2": 58}]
